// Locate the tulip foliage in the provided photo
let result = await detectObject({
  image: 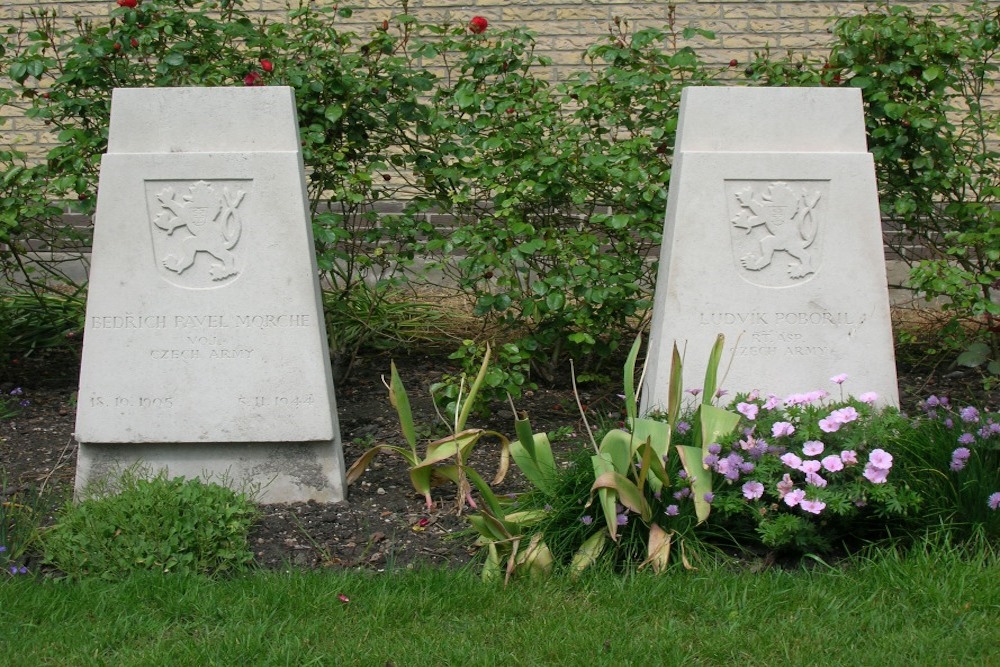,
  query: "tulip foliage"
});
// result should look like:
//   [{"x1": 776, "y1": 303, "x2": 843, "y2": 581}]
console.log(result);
[{"x1": 465, "y1": 333, "x2": 743, "y2": 581}]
